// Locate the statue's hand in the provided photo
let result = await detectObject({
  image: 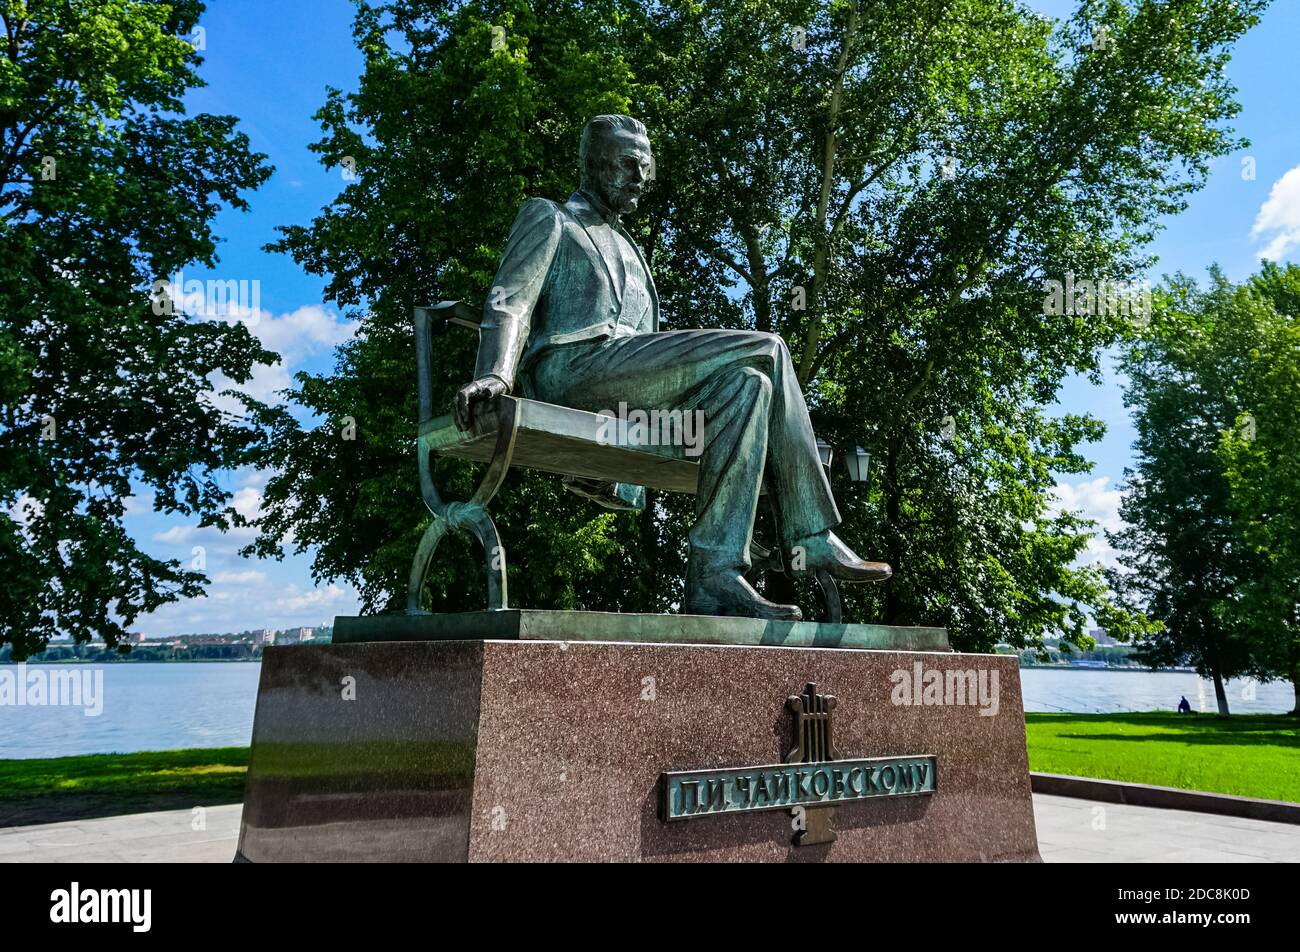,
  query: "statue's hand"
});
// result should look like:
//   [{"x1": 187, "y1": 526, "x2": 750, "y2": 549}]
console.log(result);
[{"x1": 454, "y1": 376, "x2": 508, "y2": 431}]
